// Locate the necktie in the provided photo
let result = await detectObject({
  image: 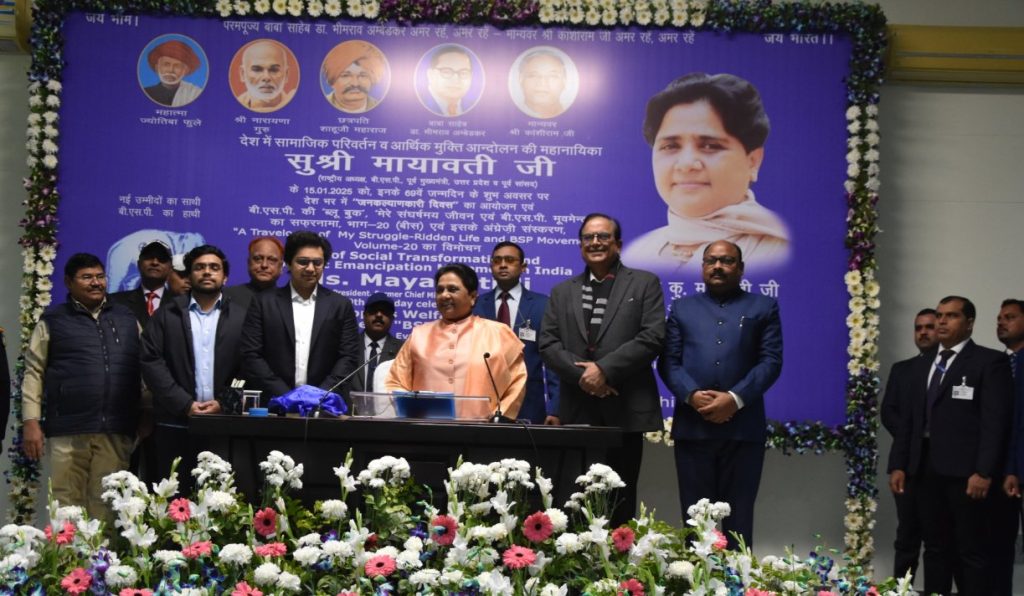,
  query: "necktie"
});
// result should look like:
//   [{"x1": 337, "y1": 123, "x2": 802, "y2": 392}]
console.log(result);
[
  {"x1": 146, "y1": 291, "x2": 158, "y2": 316},
  {"x1": 925, "y1": 349, "x2": 955, "y2": 430},
  {"x1": 498, "y1": 291, "x2": 511, "y2": 327},
  {"x1": 1011, "y1": 351, "x2": 1018, "y2": 380},
  {"x1": 366, "y1": 341, "x2": 379, "y2": 392}
]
